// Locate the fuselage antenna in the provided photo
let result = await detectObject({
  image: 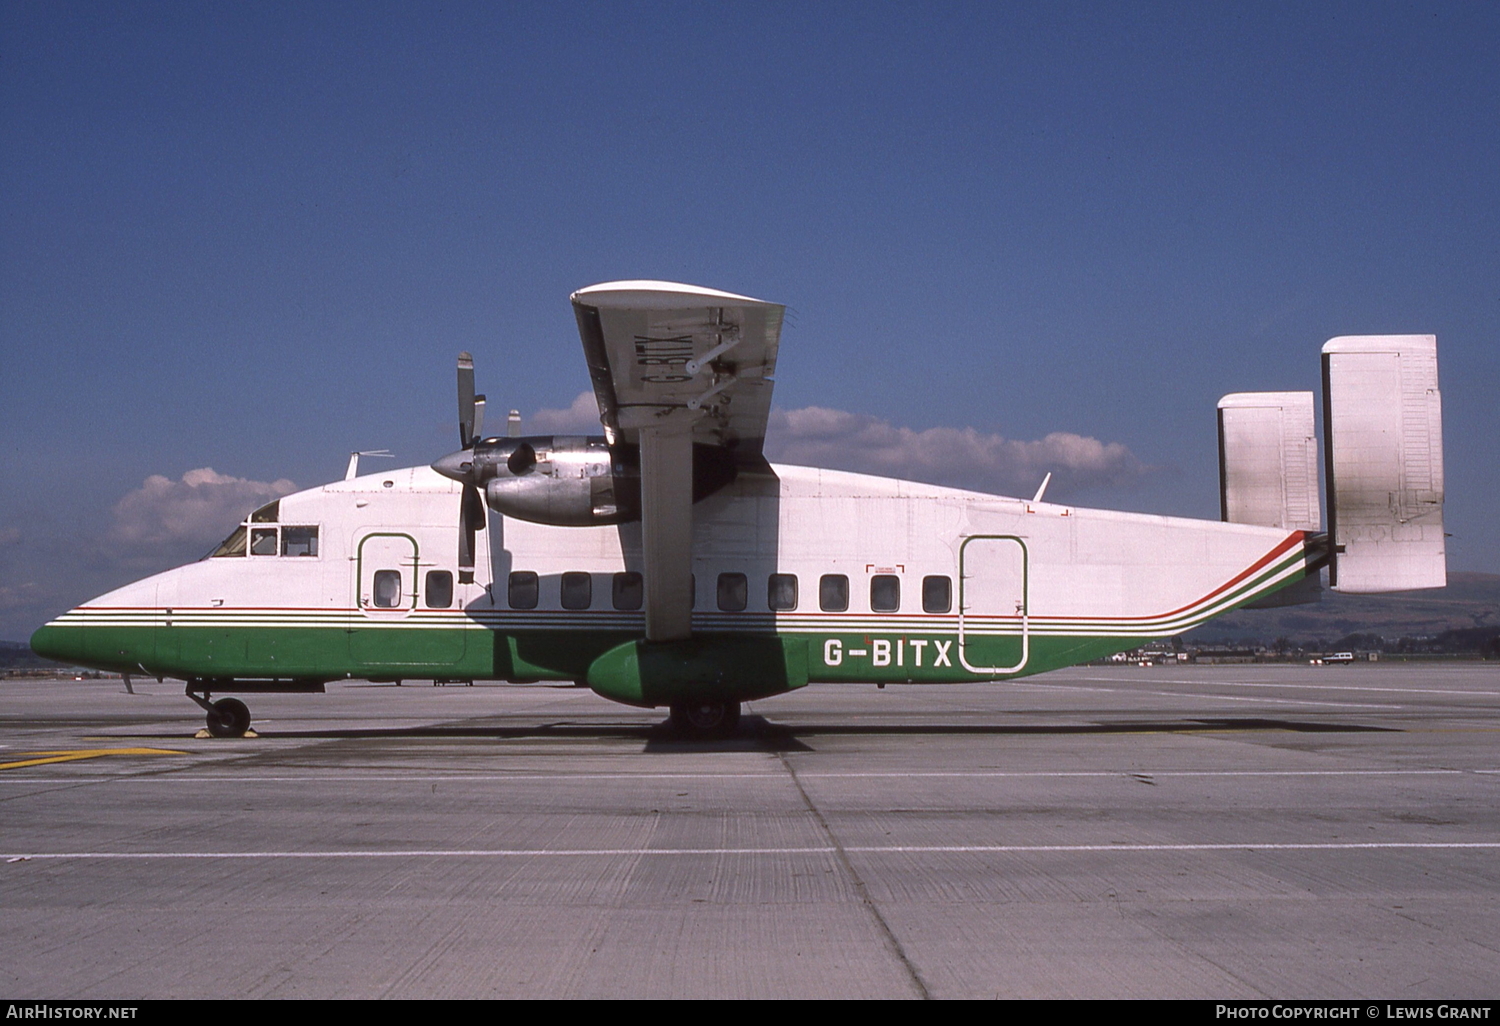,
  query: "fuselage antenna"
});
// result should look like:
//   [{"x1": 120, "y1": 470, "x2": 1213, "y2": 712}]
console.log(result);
[{"x1": 346, "y1": 449, "x2": 395, "y2": 480}]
